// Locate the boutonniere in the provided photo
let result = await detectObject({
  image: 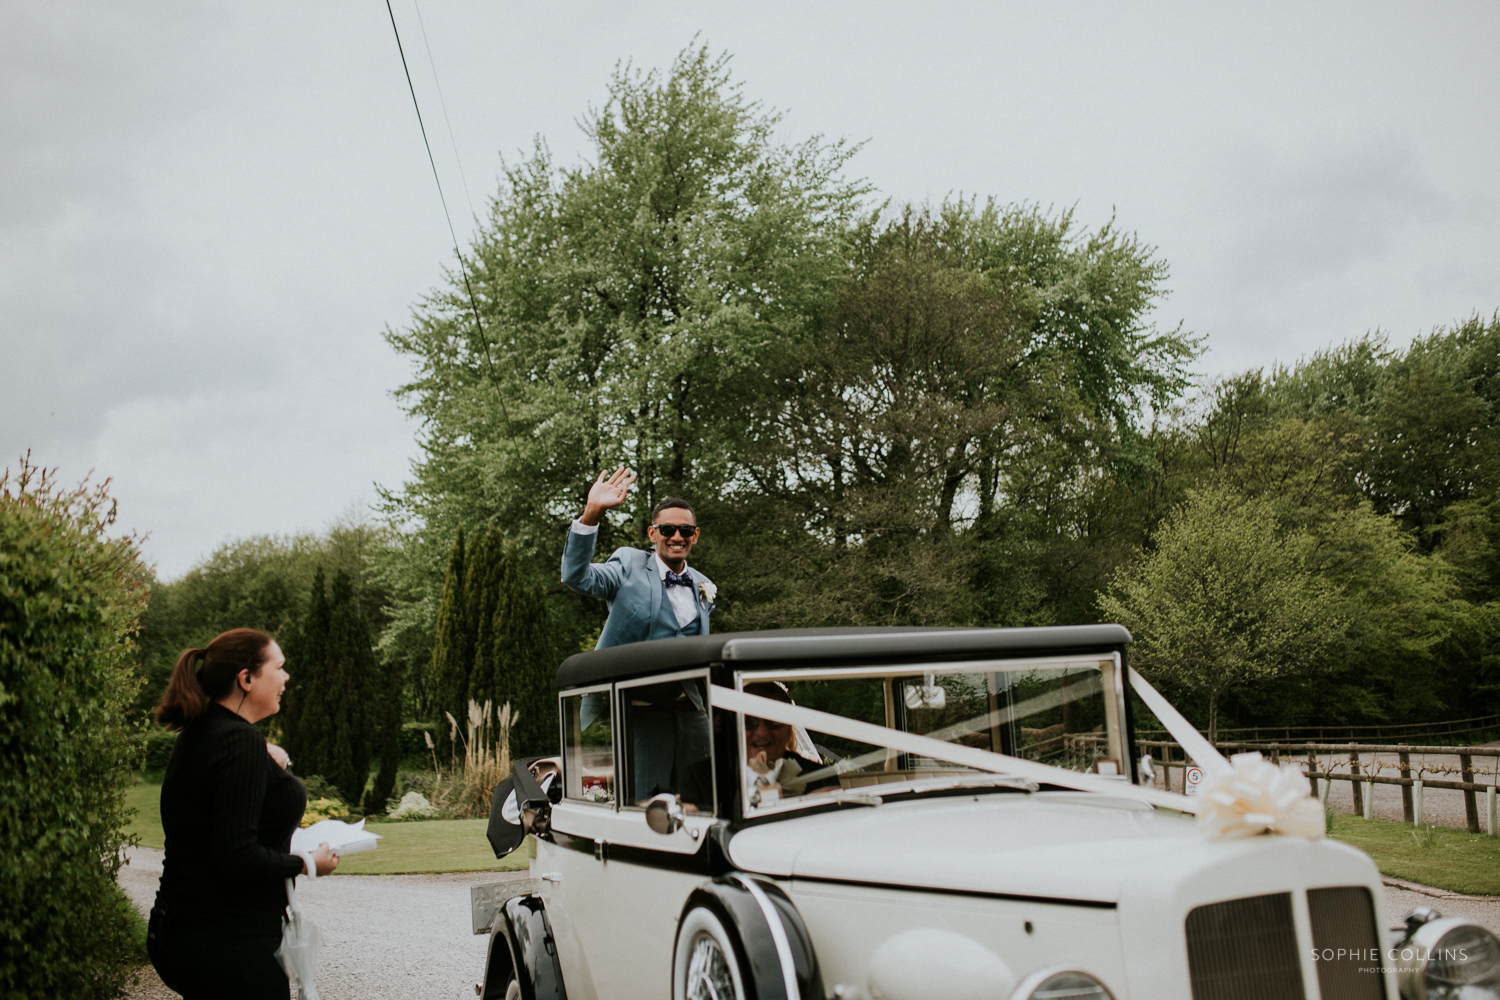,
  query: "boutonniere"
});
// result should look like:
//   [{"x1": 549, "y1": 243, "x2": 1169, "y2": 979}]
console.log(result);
[{"x1": 696, "y1": 578, "x2": 717, "y2": 614}]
